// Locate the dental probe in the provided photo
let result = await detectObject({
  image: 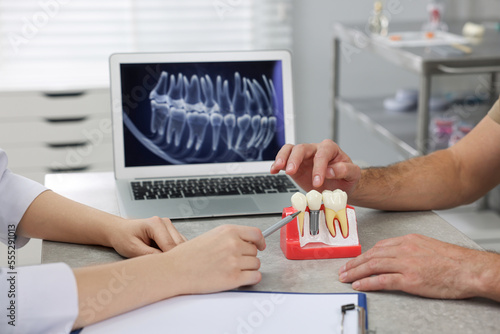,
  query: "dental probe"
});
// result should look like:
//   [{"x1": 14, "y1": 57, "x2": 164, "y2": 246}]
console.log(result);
[{"x1": 262, "y1": 211, "x2": 301, "y2": 238}]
